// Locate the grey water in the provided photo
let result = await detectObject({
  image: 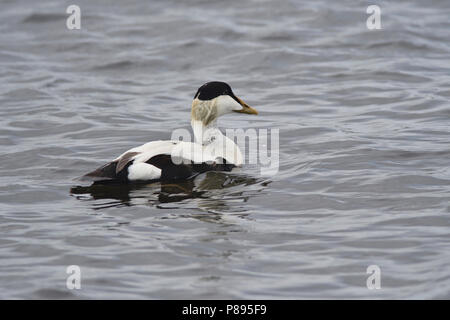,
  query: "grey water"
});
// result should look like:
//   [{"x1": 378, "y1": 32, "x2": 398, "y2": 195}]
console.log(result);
[{"x1": 0, "y1": 0, "x2": 449, "y2": 299}]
